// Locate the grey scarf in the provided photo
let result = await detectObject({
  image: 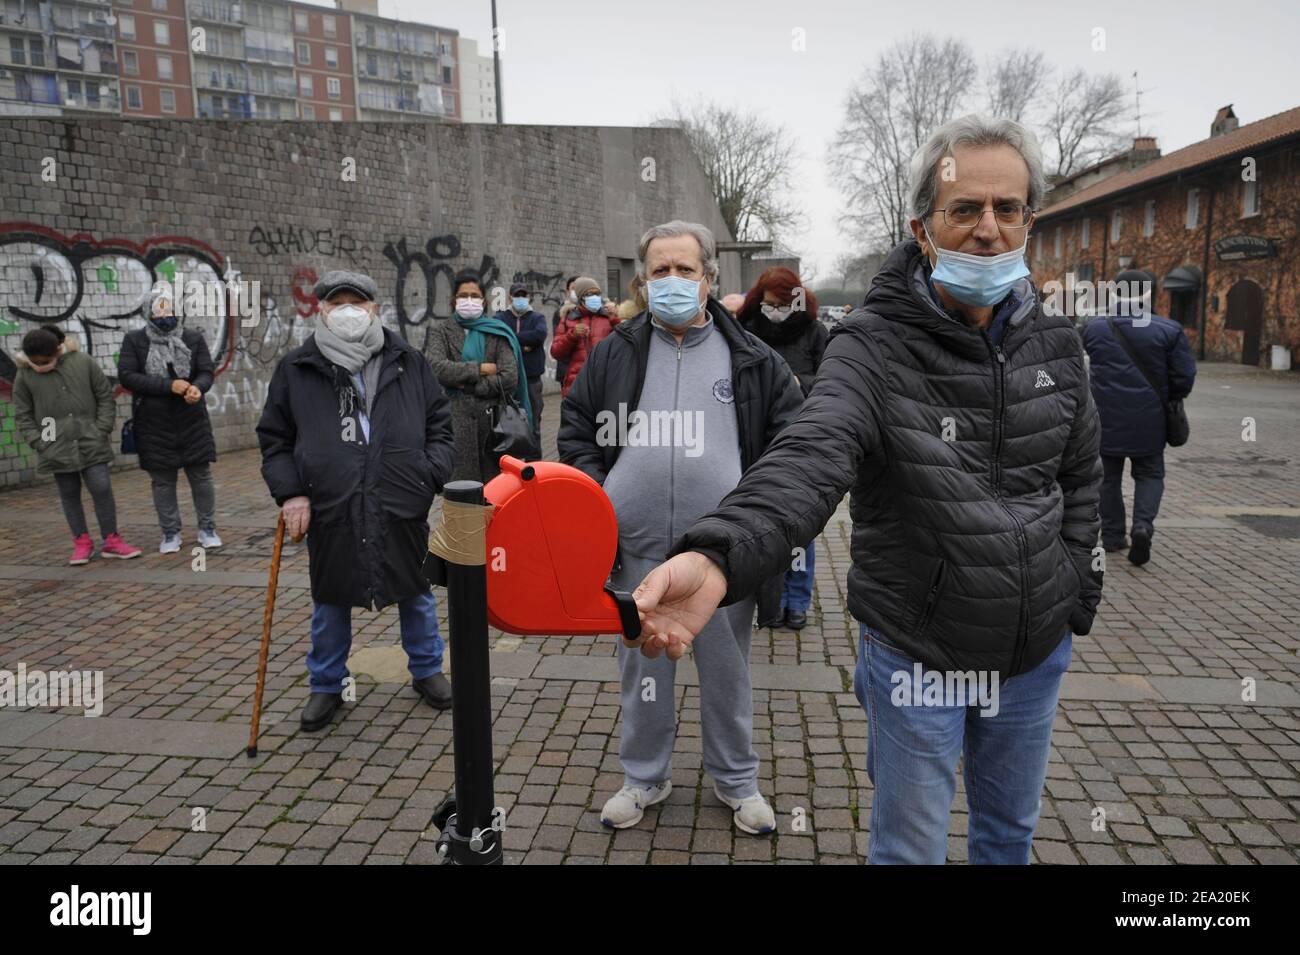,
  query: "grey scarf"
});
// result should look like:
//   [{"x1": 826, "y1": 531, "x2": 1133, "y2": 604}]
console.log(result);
[
  {"x1": 314, "y1": 314, "x2": 385, "y2": 423},
  {"x1": 314, "y1": 313, "x2": 384, "y2": 374},
  {"x1": 145, "y1": 321, "x2": 192, "y2": 380}
]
